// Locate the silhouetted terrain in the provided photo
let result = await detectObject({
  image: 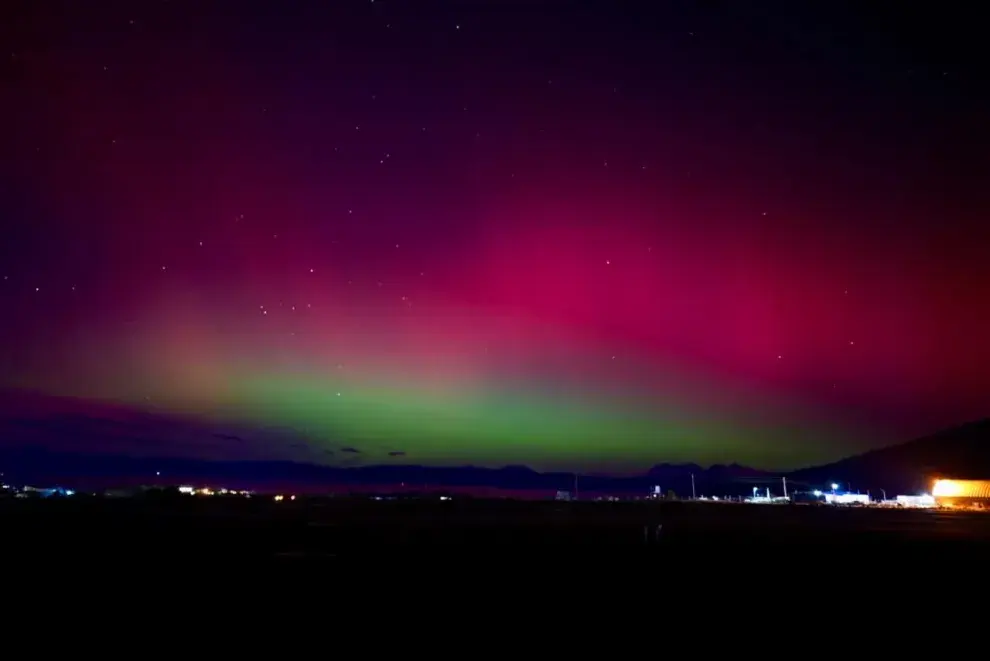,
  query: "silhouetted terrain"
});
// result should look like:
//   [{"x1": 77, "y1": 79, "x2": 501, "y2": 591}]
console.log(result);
[
  {"x1": 0, "y1": 389, "x2": 769, "y2": 495},
  {"x1": 0, "y1": 444, "x2": 765, "y2": 496},
  {"x1": 7, "y1": 417, "x2": 990, "y2": 495},
  {"x1": 790, "y1": 419, "x2": 990, "y2": 493},
  {"x1": 2, "y1": 388, "x2": 988, "y2": 495}
]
